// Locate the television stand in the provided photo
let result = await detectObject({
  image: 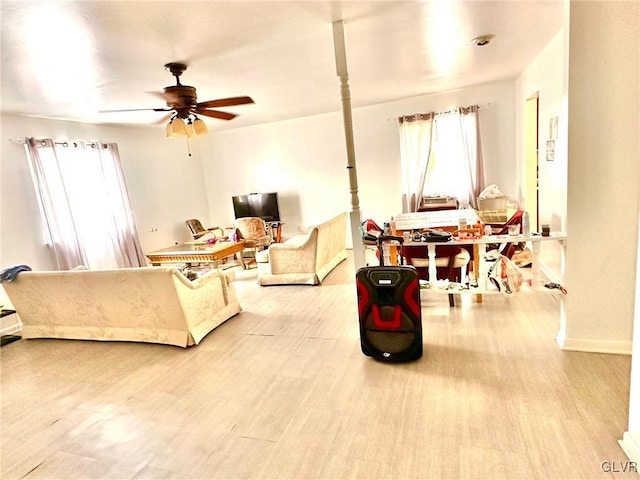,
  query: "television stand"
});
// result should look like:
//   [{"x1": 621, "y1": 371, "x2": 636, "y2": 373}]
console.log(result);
[{"x1": 265, "y1": 221, "x2": 283, "y2": 243}]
